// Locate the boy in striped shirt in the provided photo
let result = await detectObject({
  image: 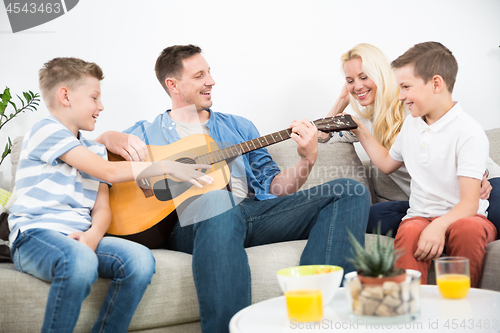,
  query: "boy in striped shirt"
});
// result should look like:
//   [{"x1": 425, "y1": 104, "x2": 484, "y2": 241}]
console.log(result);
[{"x1": 8, "y1": 58, "x2": 212, "y2": 333}]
